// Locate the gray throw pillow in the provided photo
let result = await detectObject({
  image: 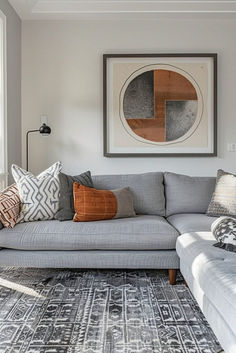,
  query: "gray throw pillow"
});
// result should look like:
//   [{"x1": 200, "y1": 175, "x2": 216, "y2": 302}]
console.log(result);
[
  {"x1": 211, "y1": 217, "x2": 236, "y2": 253},
  {"x1": 207, "y1": 169, "x2": 236, "y2": 217},
  {"x1": 55, "y1": 171, "x2": 93, "y2": 221}
]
